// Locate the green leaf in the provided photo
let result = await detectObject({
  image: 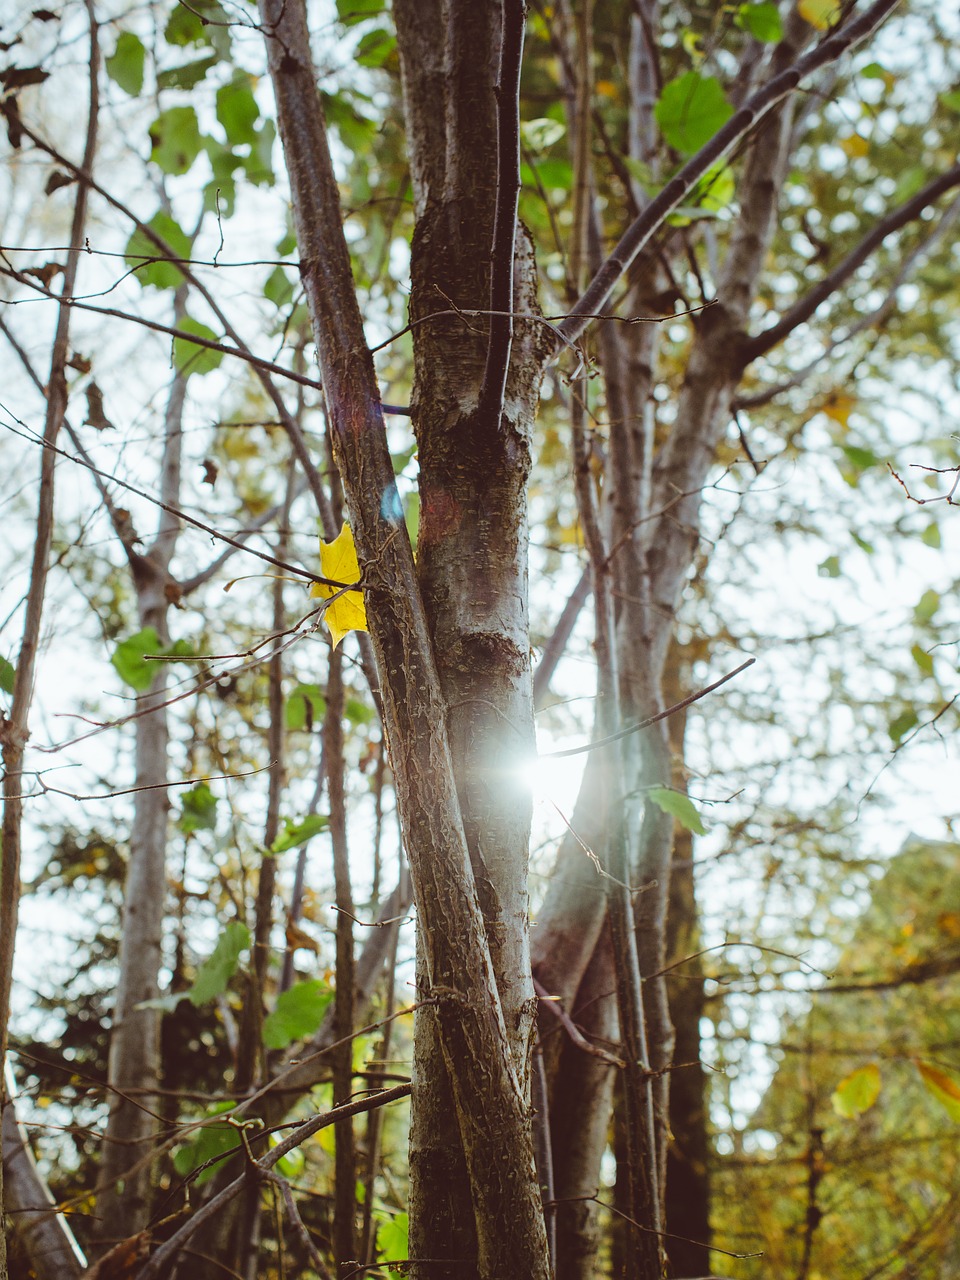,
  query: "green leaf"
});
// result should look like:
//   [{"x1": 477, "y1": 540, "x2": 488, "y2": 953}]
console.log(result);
[
  {"x1": 150, "y1": 105, "x2": 203, "y2": 176},
  {"x1": 911, "y1": 644, "x2": 934, "y2": 677},
  {"x1": 167, "y1": 638, "x2": 197, "y2": 660},
  {"x1": 914, "y1": 589, "x2": 940, "y2": 624},
  {"x1": 106, "y1": 32, "x2": 146, "y2": 96},
  {"x1": 345, "y1": 696, "x2": 375, "y2": 726},
  {"x1": 111, "y1": 627, "x2": 163, "y2": 691},
  {"x1": 322, "y1": 91, "x2": 376, "y2": 153},
  {"x1": 264, "y1": 265, "x2": 295, "y2": 310},
  {"x1": 377, "y1": 1212, "x2": 409, "y2": 1280},
  {"x1": 0, "y1": 656, "x2": 15, "y2": 695},
  {"x1": 270, "y1": 1134, "x2": 305, "y2": 1179},
  {"x1": 735, "y1": 3, "x2": 782, "y2": 43},
  {"x1": 697, "y1": 163, "x2": 735, "y2": 213},
  {"x1": 939, "y1": 89, "x2": 960, "y2": 114},
  {"x1": 172, "y1": 1103, "x2": 237, "y2": 1185},
  {"x1": 655, "y1": 73, "x2": 734, "y2": 155},
  {"x1": 916, "y1": 1061, "x2": 960, "y2": 1121},
  {"x1": 831, "y1": 1063, "x2": 881, "y2": 1118},
  {"x1": 270, "y1": 814, "x2": 328, "y2": 855},
  {"x1": 164, "y1": 0, "x2": 230, "y2": 50},
  {"x1": 124, "y1": 212, "x2": 193, "y2": 291},
  {"x1": 285, "y1": 683, "x2": 325, "y2": 732},
  {"x1": 527, "y1": 156, "x2": 573, "y2": 192},
  {"x1": 647, "y1": 787, "x2": 707, "y2": 836},
  {"x1": 888, "y1": 708, "x2": 918, "y2": 745},
  {"x1": 798, "y1": 0, "x2": 841, "y2": 30},
  {"x1": 818, "y1": 555, "x2": 841, "y2": 579},
  {"x1": 156, "y1": 55, "x2": 219, "y2": 91},
  {"x1": 173, "y1": 316, "x2": 224, "y2": 378},
  {"x1": 337, "y1": 0, "x2": 383, "y2": 25},
  {"x1": 241, "y1": 119, "x2": 276, "y2": 187},
  {"x1": 203, "y1": 139, "x2": 241, "y2": 216},
  {"x1": 187, "y1": 922, "x2": 250, "y2": 1007},
  {"x1": 216, "y1": 77, "x2": 259, "y2": 147},
  {"x1": 178, "y1": 782, "x2": 218, "y2": 835},
  {"x1": 262, "y1": 979, "x2": 332, "y2": 1050},
  {"x1": 894, "y1": 165, "x2": 927, "y2": 203},
  {"x1": 520, "y1": 117, "x2": 566, "y2": 152},
  {"x1": 921, "y1": 522, "x2": 941, "y2": 549},
  {"x1": 851, "y1": 531, "x2": 874, "y2": 555},
  {"x1": 355, "y1": 28, "x2": 396, "y2": 68},
  {"x1": 841, "y1": 445, "x2": 880, "y2": 471}
]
